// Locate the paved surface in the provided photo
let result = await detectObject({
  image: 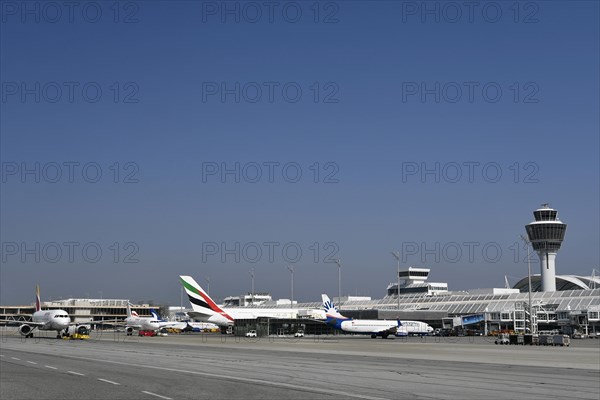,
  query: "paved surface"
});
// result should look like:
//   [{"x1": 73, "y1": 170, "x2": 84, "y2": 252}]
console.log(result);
[{"x1": 1, "y1": 331, "x2": 599, "y2": 400}]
